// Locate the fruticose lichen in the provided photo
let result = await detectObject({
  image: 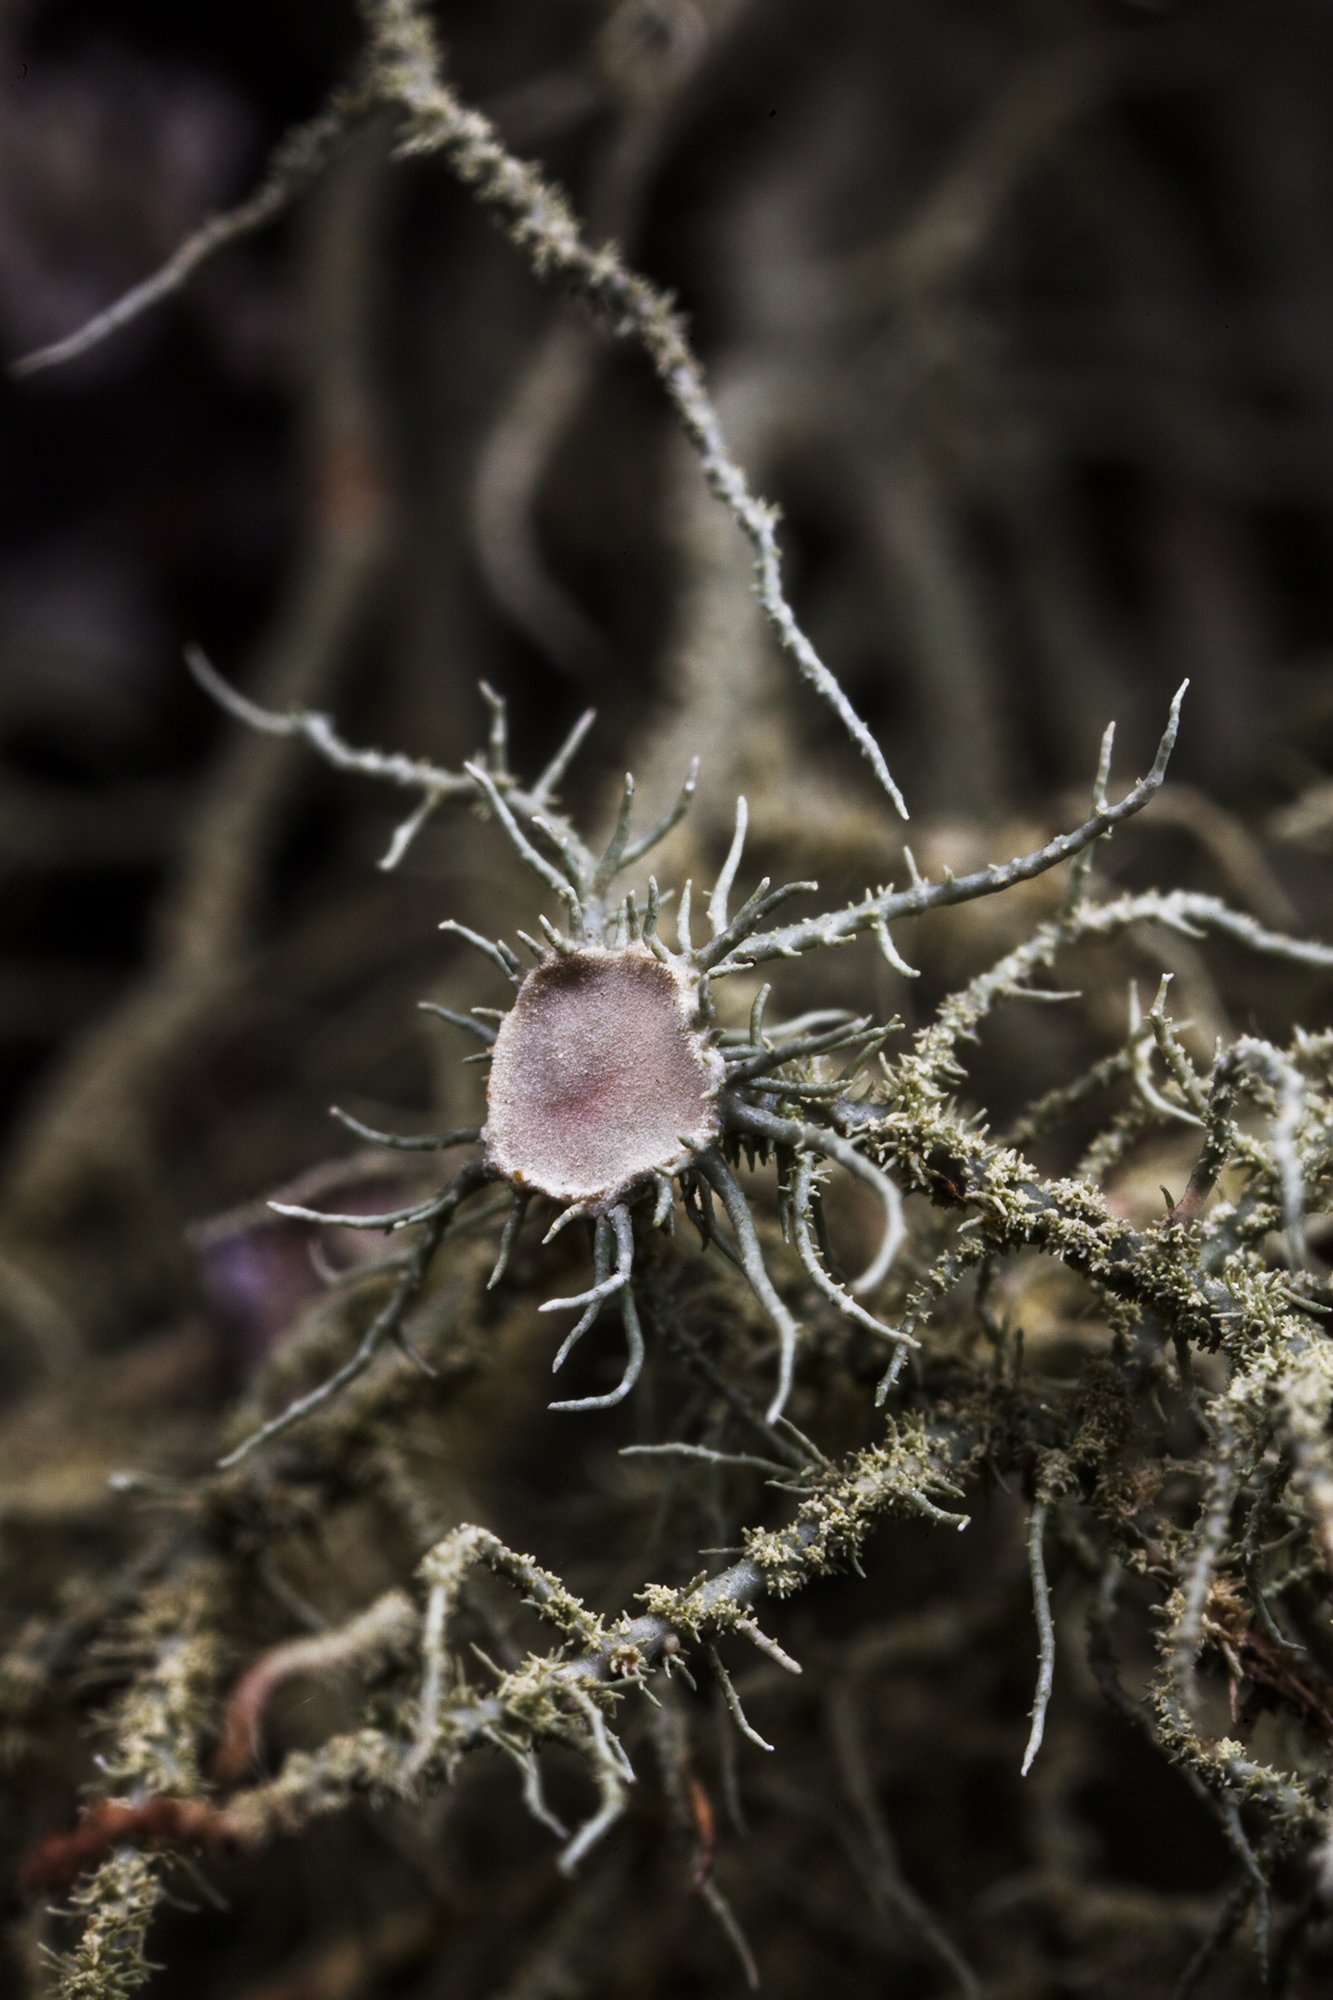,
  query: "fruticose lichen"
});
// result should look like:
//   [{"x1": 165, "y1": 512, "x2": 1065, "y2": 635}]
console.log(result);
[
  {"x1": 225, "y1": 683, "x2": 916, "y2": 1439},
  {"x1": 188, "y1": 661, "x2": 1205, "y2": 1464},
  {"x1": 15, "y1": 8, "x2": 1333, "y2": 1989}
]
